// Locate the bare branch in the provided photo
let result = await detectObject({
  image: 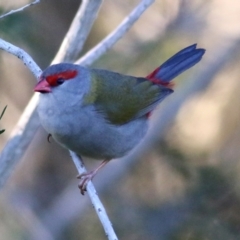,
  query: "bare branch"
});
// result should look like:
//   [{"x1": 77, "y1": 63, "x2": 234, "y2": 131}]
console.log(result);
[
  {"x1": 77, "y1": 0, "x2": 155, "y2": 66},
  {"x1": 0, "y1": 38, "x2": 42, "y2": 78},
  {"x1": 0, "y1": 0, "x2": 40, "y2": 19},
  {"x1": 53, "y1": 0, "x2": 103, "y2": 63},
  {"x1": 70, "y1": 152, "x2": 118, "y2": 240}
]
